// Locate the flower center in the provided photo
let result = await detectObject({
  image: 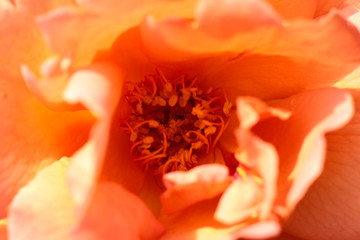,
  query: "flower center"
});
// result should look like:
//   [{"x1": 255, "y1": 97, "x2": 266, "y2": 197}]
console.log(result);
[{"x1": 122, "y1": 71, "x2": 232, "y2": 175}]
